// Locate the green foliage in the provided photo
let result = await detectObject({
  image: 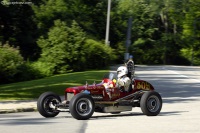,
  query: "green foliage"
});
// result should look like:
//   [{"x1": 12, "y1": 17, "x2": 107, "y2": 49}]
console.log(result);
[
  {"x1": 2, "y1": 0, "x2": 200, "y2": 85},
  {"x1": 114, "y1": 42, "x2": 126, "y2": 63},
  {"x1": 32, "y1": 0, "x2": 69, "y2": 32},
  {"x1": 32, "y1": 0, "x2": 108, "y2": 41},
  {"x1": 180, "y1": 0, "x2": 200, "y2": 65},
  {"x1": 180, "y1": 48, "x2": 199, "y2": 65},
  {"x1": 0, "y1": 44, "x2": 24, "y2": 83},
  {"x1": 83, "y1": 39, "x2": 116, "y2": 69},
  {"x1": 37, "y1": 20, "x2": 86, "y2": 74},
  {"x1": 0, "y1": 2, "x2": 39, "y2": 60},
  {"x1": 14, "y1": 62, "x2": 44, "y2": 82},
  {"x1": 37, "y1": 19, "x2": 116, "y2": 74},
  {"x1": 0, "y1": 44, "x2": 44, "y2": 84},
  {"x1": 30, "y1": 61, "x2": 54, "y2": 77},
  {"x1": 117, "y1": 0, "x2": 164, "y2": 64},
  {"x1": 117, "y1": 0, "x2": 200, "y2": 65}
]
